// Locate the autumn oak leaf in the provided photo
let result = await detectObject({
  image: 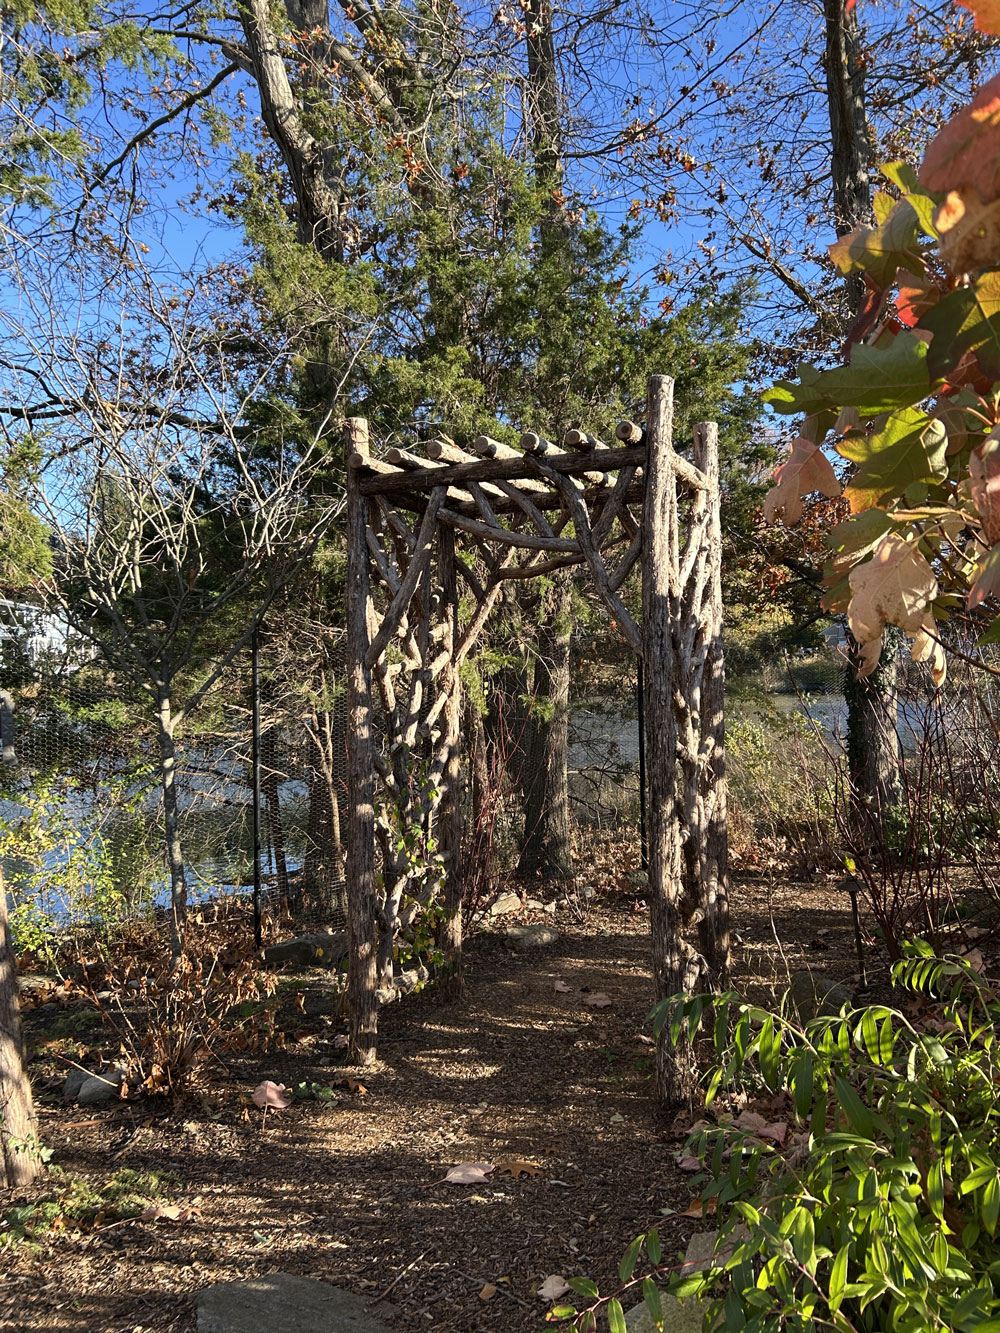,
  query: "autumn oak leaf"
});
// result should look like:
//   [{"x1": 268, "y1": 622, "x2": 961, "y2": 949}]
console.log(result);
[
  {"x1": 970, "y1": 429, "x2": 1000, "y2": 545},
  {"x1": 956, "y1": 0, "x2": 1000, "y2": 36},
  {"x1": 847, "y1": 534, "x2": 945, "y2": 684},
  {"x1": 763, "y1": 436, "x2": 841, "y2": 525}
]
